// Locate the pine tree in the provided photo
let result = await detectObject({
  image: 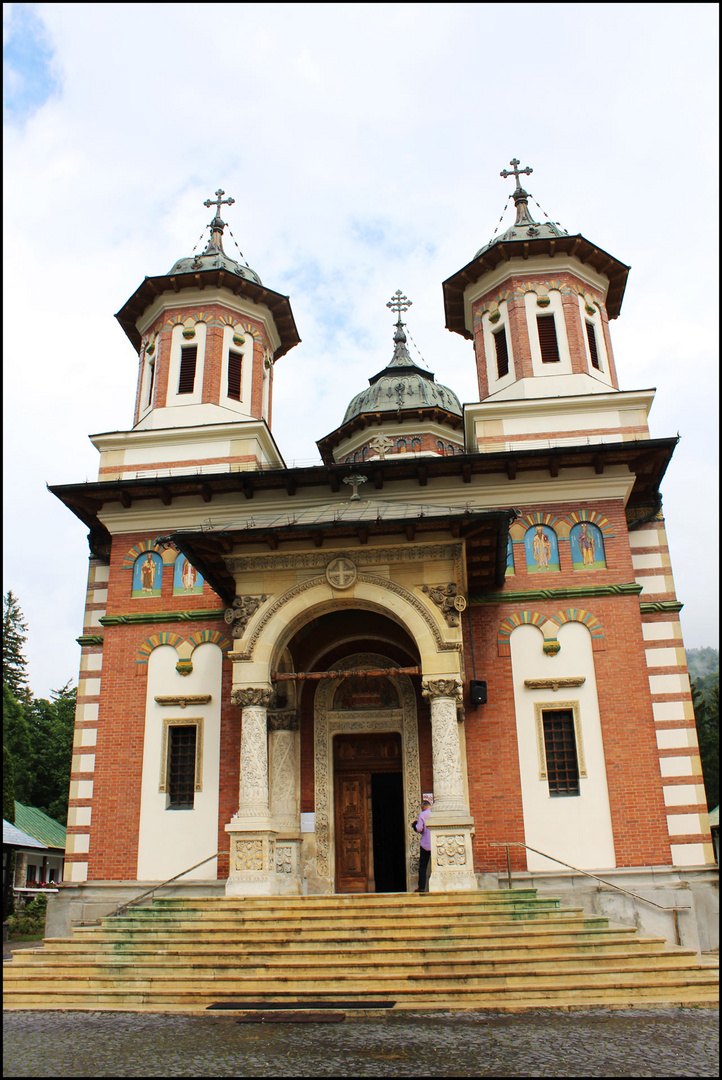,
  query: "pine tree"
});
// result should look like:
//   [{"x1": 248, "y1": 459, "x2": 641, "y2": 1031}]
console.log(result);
[
  {"x1": 3, "y1": 591, "x2": 30, "y2": 702},
  {"x1": 24, "y1": 682, "x2": 76, "y2": 825},
  {"x1": 3, "y1": 683, "x2": 32, "y2": 803},
  {"x1": 692, "y1": 679, "x2": 719, "y2": 812}
]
